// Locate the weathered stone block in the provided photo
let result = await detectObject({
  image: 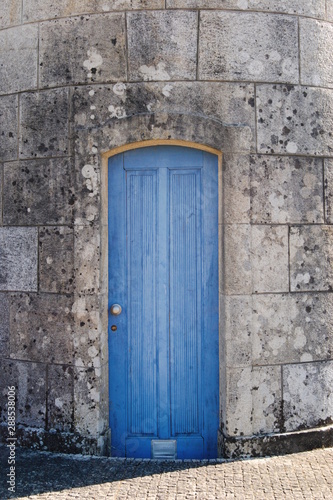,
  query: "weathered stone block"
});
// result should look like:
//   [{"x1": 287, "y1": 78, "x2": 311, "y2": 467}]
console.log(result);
[
  {"x1": 0, "y1": 163, "x2": 2, "y2": 221},
  {"x1": 0, "y1": 294, "x2": 9, "y2": 357},
  {"x1": 47, "y1": 364, "x2": 74, "y2": 432},
  {"x1": 199, "y1": 12, "x2": 298, "y2": 83},
  {"x1": 74, "y1": 366, "x2": 103, "y2": 436},
  {"x1": 3, "y1": 159, "x2": 74, "y2": 225},
  {"x1": 225, "y1": 367, "x2": 253, "y2": 436},
  {"x1": 224, "y1": 224, "x2": 251, "y2": 295},
  {"x1": 252, "y1": 293, "x2": 333, "y2": 365},
  {"x1": 283, "y1": 361, "x2": 333, "y2": 431},
  {"x1": 223, "y1": 295, "x2": 252, "y2": 367},
  {"x1": 74, "y1": 225, "x2": 100, "y2": 294},
  {"x1": 0, "y1": 227, "x2": 37, "y2": 292},
  {"x1": 127, "y1": 11, "x2": 197, "y2": 81},
  {"x1": 300, "y1": 19, "x2": 333, "y2": 88},
  {"x1": 327, "y1": 2, "x2": 333, "y2": 22},
  {"x1": 19, "y1": 88, "x2": 69, "y2": 159},
  {"x1": 0, "y1": 0, "x2": 21, "y2": 28},
  {"x1": 324, "y1": 159, "x2": 333, "y2": 223},
  {"x1": 256, "y1": 85, "x2": 333, "y2": 156},
  {"x1": 252, "y1": 366, "x2": 282, "y2": 435},
  {"x1": 23, "y1": 0, "x2": 164, "y2": 22},
  {"x1": 290, "y1": 226, "x2": 333, "y2": 292},
  {"x1": 73, "y1": 157, "x2": 101, "y2": 226},
  {"x1": 39, "y1": 14, "x2": 126, "y2": 88},
  {"x1": 72, "y1": 294, "x2": 100, "y2": 369},
  {"x1": 0, "y1": 95, "x2": 18, "y2": 162},
  {"x1": 10, "y1": 293, "x2": 73, "y2": 364},
  {"x1": 250, "y1": 155, "x2": 324, "y2": 224},
  {"x1": 39, "y1": 226, "x2": 74, "y2": 294},
  {"x1": 223, "y1": 154, "x2": 251, "y2": 224},
  {"x1": 167, "y1": 0, "x2": 325, "y2": 18},
  {"x1": 0, "y1": 359, "x2": 46, "y2": 427},
  {"x1": 0, "y1": 25, "x2": 38, "y2": 95},
  {"x1": 251, "y1": 225, "x2": 289, "y2": 293}
]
